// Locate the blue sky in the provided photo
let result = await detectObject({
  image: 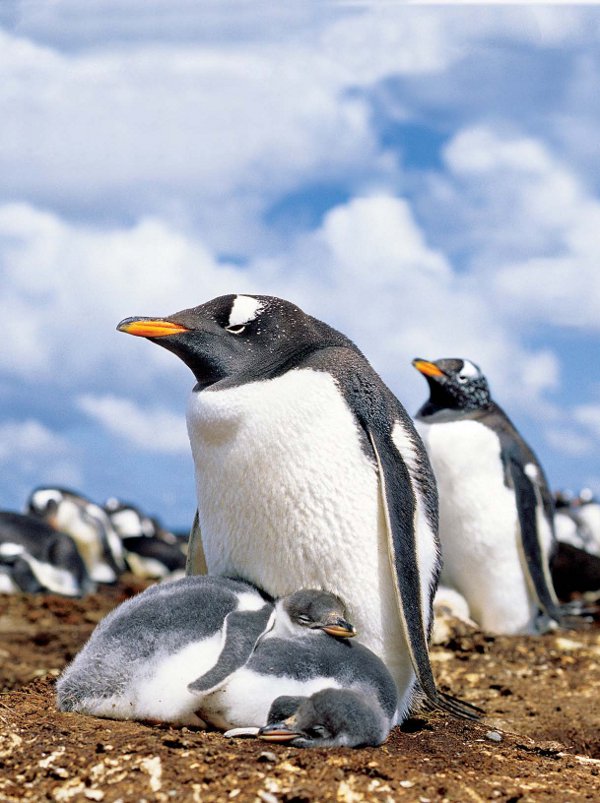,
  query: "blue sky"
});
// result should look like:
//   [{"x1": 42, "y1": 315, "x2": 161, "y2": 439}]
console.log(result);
[{"x1": 1, "y1": 1, "x2": 599, "y2": 528}]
